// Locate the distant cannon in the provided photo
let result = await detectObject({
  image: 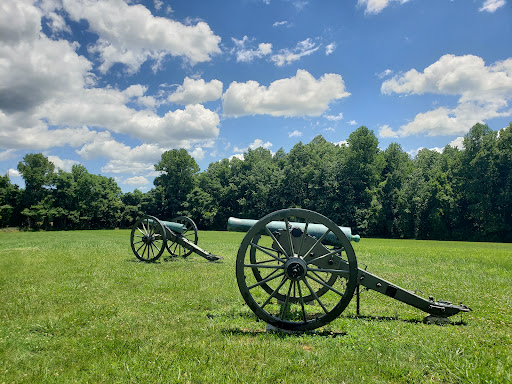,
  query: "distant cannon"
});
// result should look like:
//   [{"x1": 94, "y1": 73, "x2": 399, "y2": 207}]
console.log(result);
[
  {"x1": 130, "y1": 215, "x2": 221, "y2": 262},
  {"x1": 229, "y1": 208, "x2": 470, "y2": 331}
]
